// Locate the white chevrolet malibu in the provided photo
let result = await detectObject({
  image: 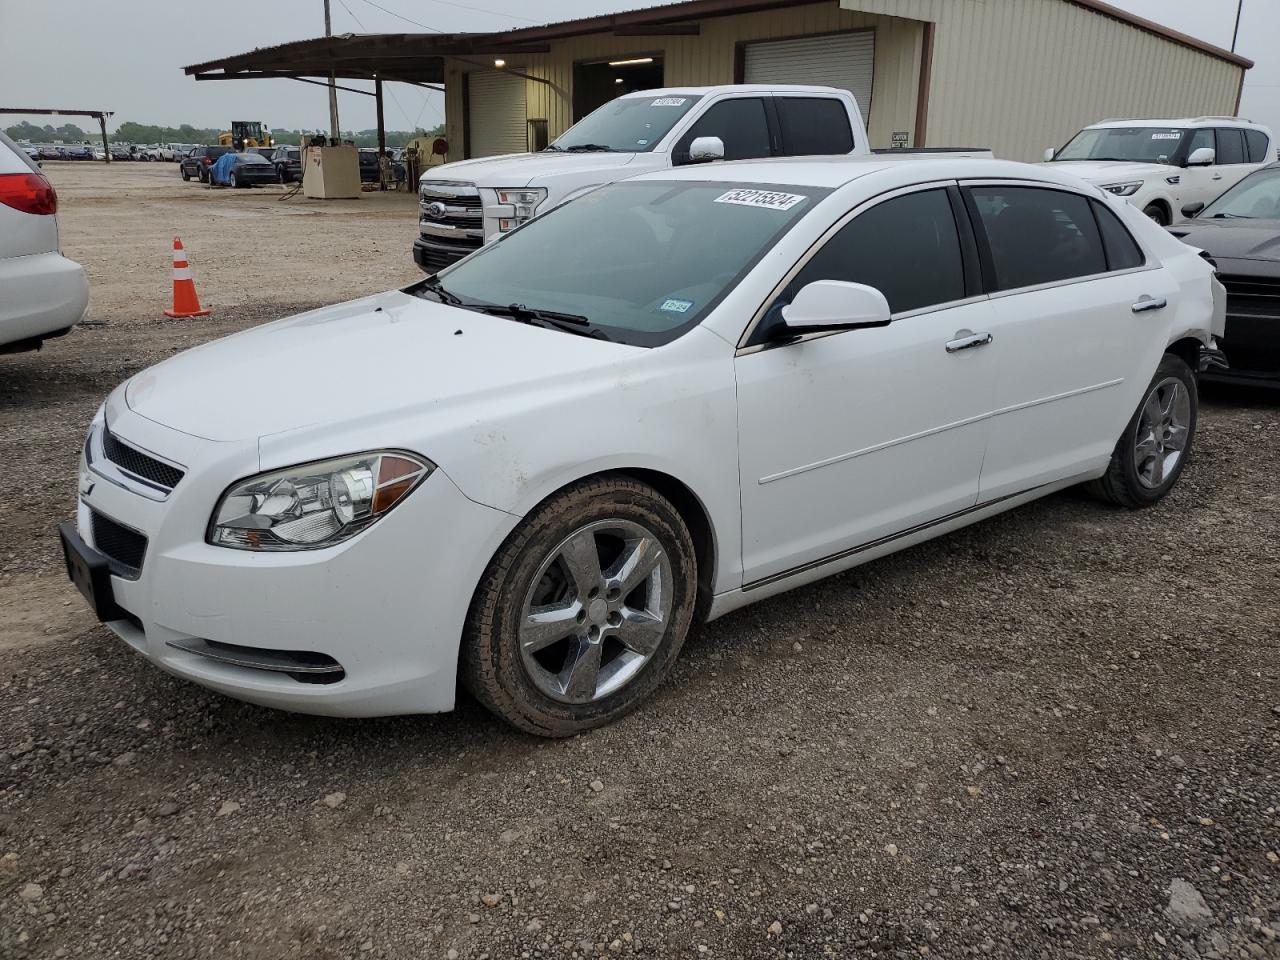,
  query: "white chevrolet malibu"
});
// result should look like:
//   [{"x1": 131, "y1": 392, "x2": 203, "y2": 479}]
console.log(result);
[{"x1": 61, "y1": 157, "x2": 1224, "y2": 736}]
